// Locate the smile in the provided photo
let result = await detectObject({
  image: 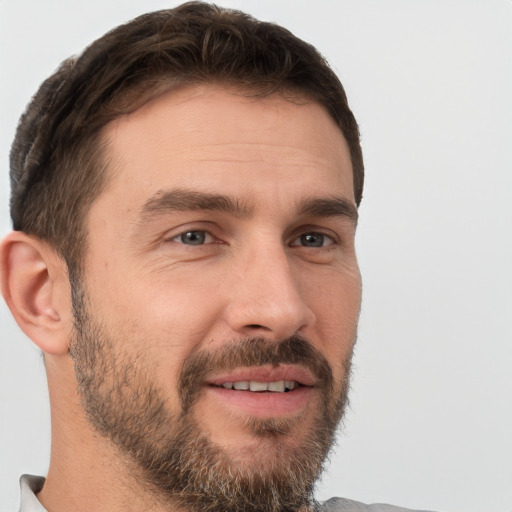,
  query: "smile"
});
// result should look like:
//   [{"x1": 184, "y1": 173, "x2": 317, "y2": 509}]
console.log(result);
[
  {"x1": 217, "y1": 380, "x2": 299, "y2": 392},
  {"x1": 204, "y1": 366, "x2": 316, "y2": 418}
]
